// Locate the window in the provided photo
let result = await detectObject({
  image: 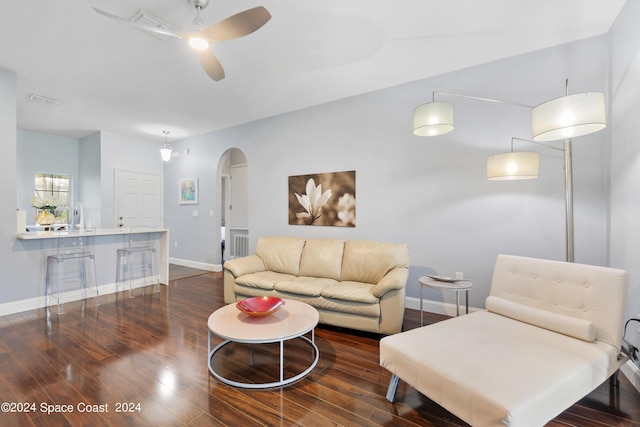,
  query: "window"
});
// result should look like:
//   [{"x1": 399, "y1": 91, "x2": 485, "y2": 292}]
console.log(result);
[{"x1": 34, "y1": 173, "x2": 70, "y2": 224}]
